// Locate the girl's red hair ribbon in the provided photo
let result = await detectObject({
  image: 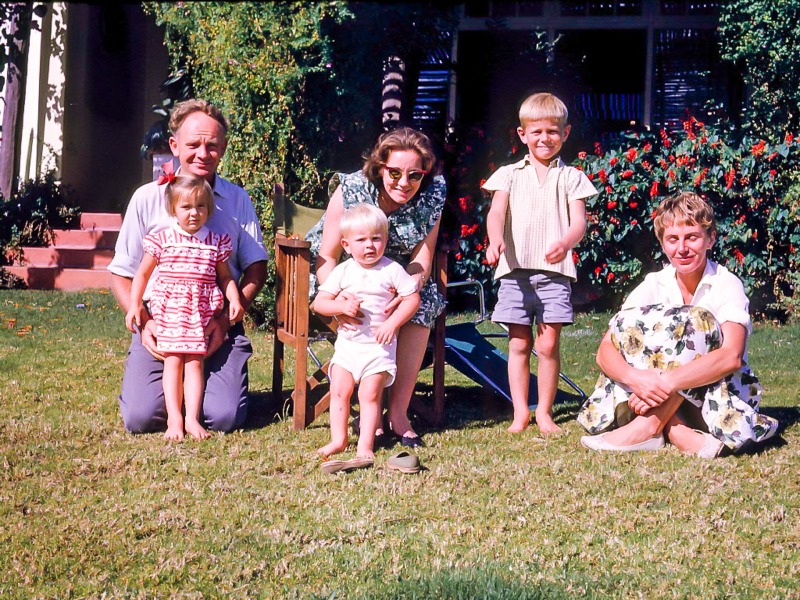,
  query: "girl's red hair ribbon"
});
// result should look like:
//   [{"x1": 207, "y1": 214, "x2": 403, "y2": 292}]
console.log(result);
[{"x1": 157, "y1": 160, "x2": 176, "y2": 185}]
